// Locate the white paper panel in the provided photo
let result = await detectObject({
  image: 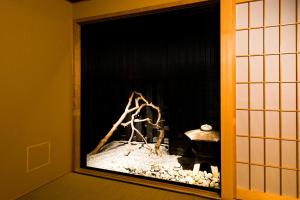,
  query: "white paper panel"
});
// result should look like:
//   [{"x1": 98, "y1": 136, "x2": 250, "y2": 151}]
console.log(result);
[
  {"x1": 265, "y1": 55, "x2": 279, "y2": 82},
  {"x1": 298, "y1": 114, "x2": 300, "y2": 139},
  {"x1": 236, "y1": 84, "x2": 248, "y2": 109},
  {"x1": 237, "y1": 137, "x2": 249, "y2": 162},
  {"x1": 250, "y1": 29, "x2": 263, "y2": 55},
  {"x1": 281, "y1": 54, "x2": 296, "y2": 82},
  {"x1": 266, "y1": 139, "x2": 280, "y2": 166},
  {"x1": 298, "y1": 25, "x2": 300, "y2": 52},
  {"x1": 236, "y1": 3, "x2": 249, "y2": 29},
  {"x1": 236, "y1": 110, "x2": 249, "y2": 135},
  {"x1": 298, "y1": 54, "x2": 300, "y2": 79},
  {"x1": 250, "y1": 165, "x2": 264, "y2": 192},
  {"x1": 236, "y1": 57, "x2": 248, "y2": 82},
  {"x1": 281, "y1": 0, "x2": 296, "y2": 25},
  {"x1": 282, "y1": 112, "x2": 296, "y2": 139},
  {"x1": 265, "y1": 27, "x2": 279, "y2": 54},
  {"x1": 250, "y1": 111, "x2": 264, "y2": 137},
  {"x1": 299, "y1": 142, "x2": 300, "y2": 169},
  {"x1": 265, "y1": 0, "x2": 279, "y2": 26},
  {"x1": 250, "y1": 84, "x2": 263, "y2": 109},
  {"x1": 237, "y1": 163, "x2": 249, "y2": 189},
  {"x1": 282, "y1": 141, "x2": 296, "y2": 168},
  {"x1": 236, "y1": 30, "x2": 249, "y2": 55},
  {"x1": 250, "y1": 1, "x2": 263, "y2": 28},
  {"x1": 266, "y1": 83, "x2": 279, "y2": 110},
  {"x1": 266, "y1": 167, "x2": 280, "y2": 195},
  {"x1": 281, "y1": 25, "x2": 296, "y2": 53},
  {"x1": 282, "y1": 169, "x2": 297, "y2": 198},
  {"x1": 250, "y1": 56, "x2": 263, "y2": 82},
  {"x1": 250, "y1": 138, "x2": 264, "y2": 164},
  {"x1": 266, "y1": 111, "x2": 280, "y2": 138},
  {"x1": 281, "y1": 83, "x2": 296, "y2": 110},
  {"x1": 298, "y1": 0, "x2": 300, "y2": 22}
]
